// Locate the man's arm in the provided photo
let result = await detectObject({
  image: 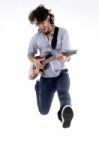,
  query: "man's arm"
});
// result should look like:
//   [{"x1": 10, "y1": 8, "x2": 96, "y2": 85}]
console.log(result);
[
  {"x1": 28, "y1": 35, "x2": 44, "y2": 69},
  {"x1": 28, "y1": 53, "x2": 44, "y2": 69},
  {"x1": 56, "y1": 53, "x2": 71, "y2": 62},
  {"x1": 28, "y1": 53, "x2": 37, "y2": 63}
]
